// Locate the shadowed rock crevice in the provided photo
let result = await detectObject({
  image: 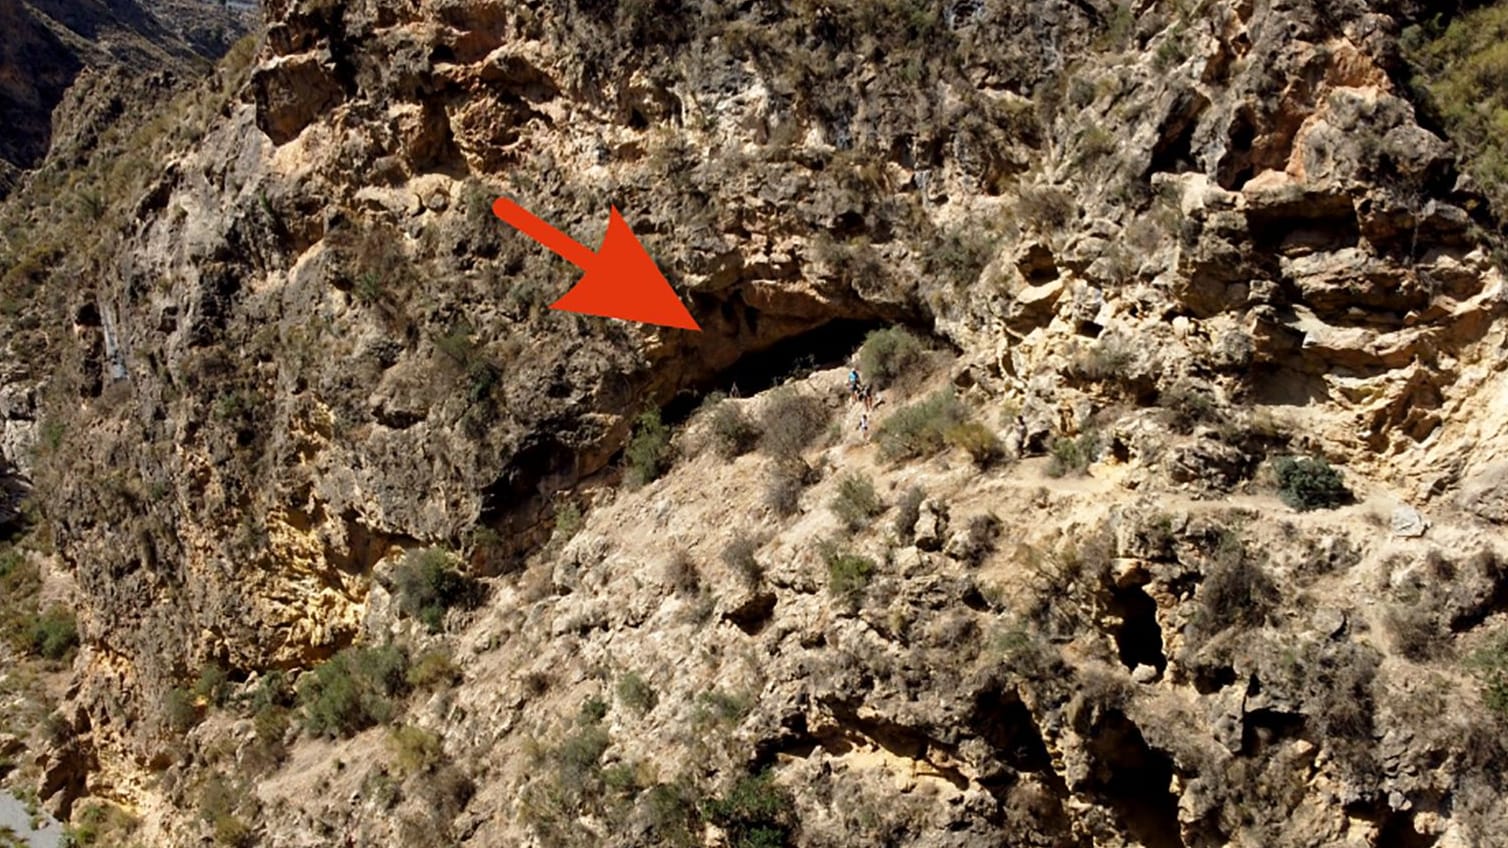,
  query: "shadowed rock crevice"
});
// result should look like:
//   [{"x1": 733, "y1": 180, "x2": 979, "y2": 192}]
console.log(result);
[
  {"x1": 1084, "y1": 711, "x2": 1185, "y2": 848},
  {"x1": 1110, "y1": 584, "x2": 1166, "y2": 676}
]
